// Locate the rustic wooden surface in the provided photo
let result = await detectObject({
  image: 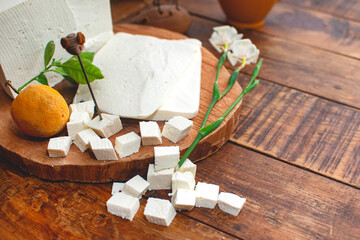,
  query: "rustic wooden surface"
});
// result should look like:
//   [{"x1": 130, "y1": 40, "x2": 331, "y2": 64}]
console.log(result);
[
  {"x1": 0, "y1": 24, "x2": 242, "y2": 182},
  {"x1": 1, "y1": 0, "x2": 360, "y2": 239}
]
